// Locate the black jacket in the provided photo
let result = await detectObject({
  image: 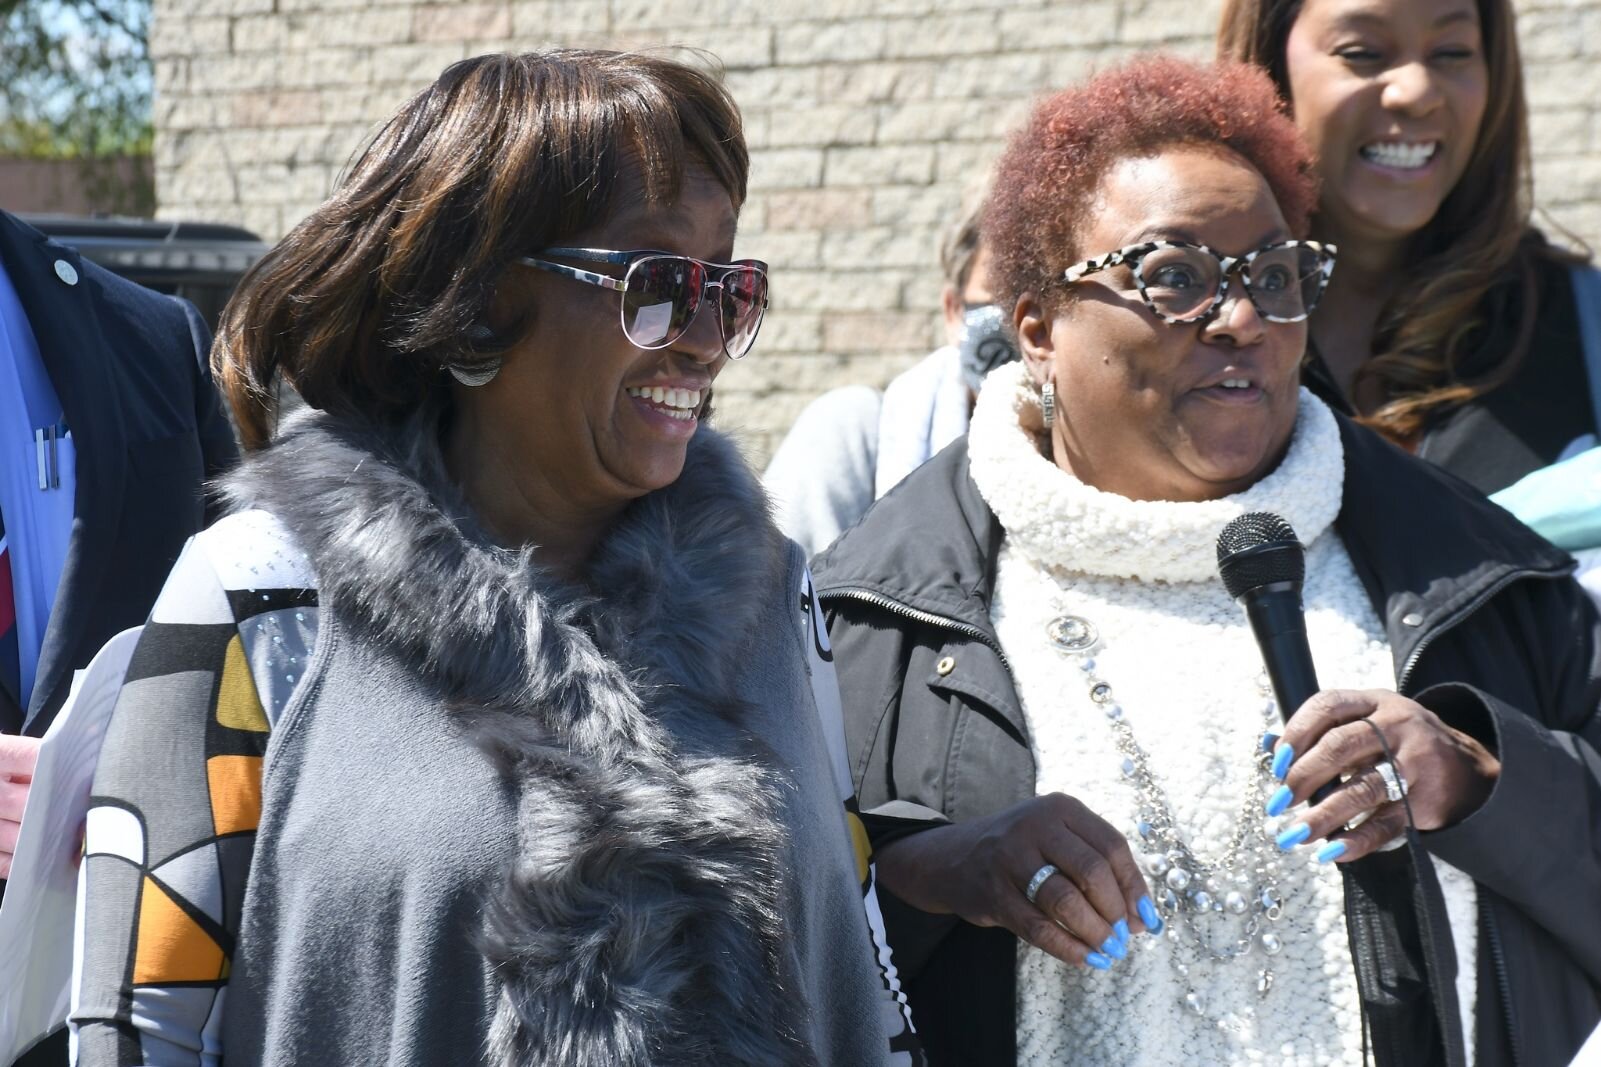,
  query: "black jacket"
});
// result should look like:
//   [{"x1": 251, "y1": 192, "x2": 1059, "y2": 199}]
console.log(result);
[
  {"x1": 814, "y1": 415, "x2": 1601, "y2": 1067},
  {"x1": 0, "y1": 210, "x2": 238, "y2": 736}
]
